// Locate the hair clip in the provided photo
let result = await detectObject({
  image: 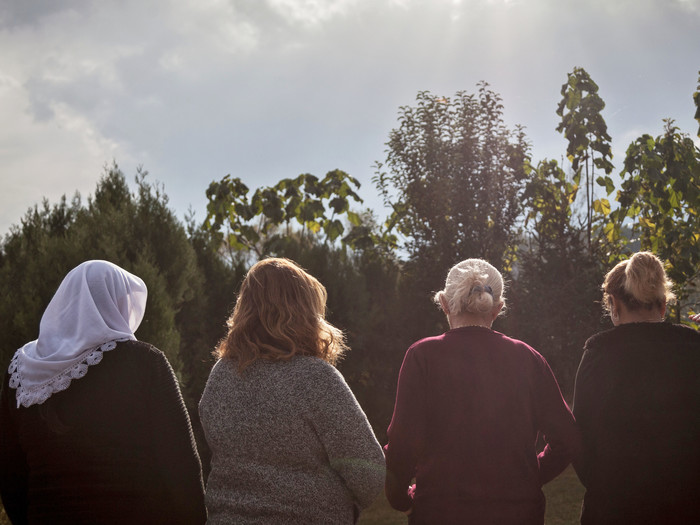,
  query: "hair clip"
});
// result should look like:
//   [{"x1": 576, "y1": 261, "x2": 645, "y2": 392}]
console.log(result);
[{"x1": 470, "y1": 284, "x2": 494, "y2": 297}]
